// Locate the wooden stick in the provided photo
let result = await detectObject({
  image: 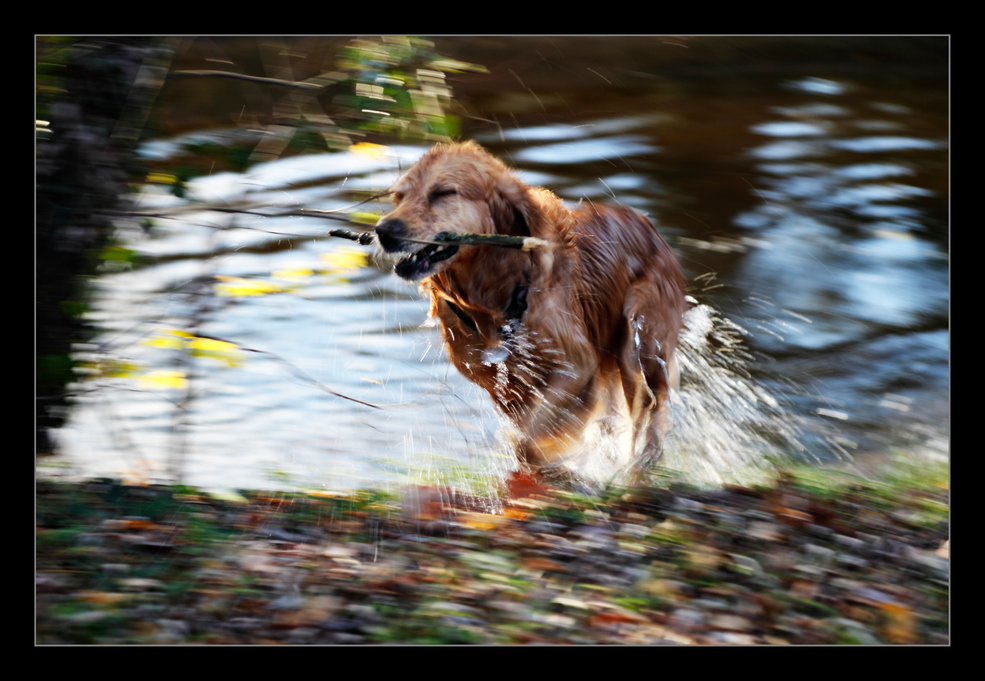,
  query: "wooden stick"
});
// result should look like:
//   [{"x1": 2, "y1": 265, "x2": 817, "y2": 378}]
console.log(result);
[
  {"x1": 327, "y1": 228, "x2": 377, "y2": 245},
  {"x1": 327, "y1": 228, "x2": 548, "y2": 251},
  {"x1": 429, "y1": 232, "x2": 550, "y2": 251}
]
